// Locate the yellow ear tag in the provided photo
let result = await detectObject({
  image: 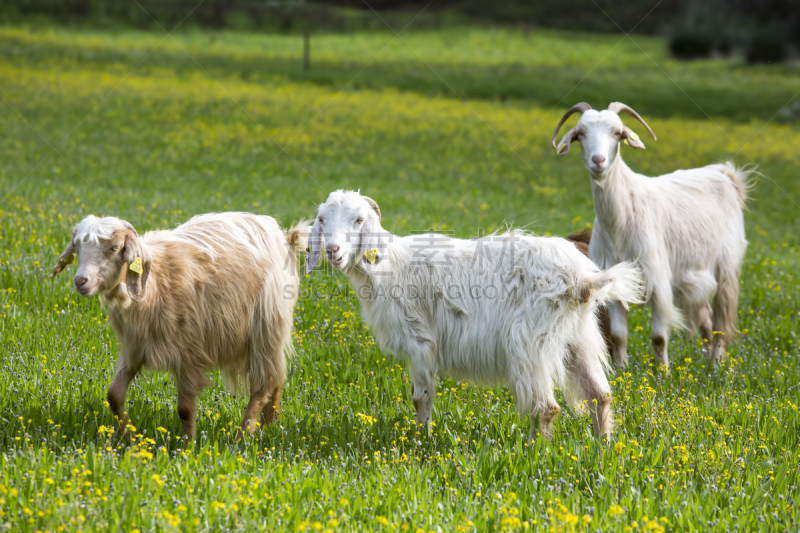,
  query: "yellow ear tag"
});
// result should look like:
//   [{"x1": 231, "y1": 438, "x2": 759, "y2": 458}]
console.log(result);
[
  {"x1": 623, "y1": 137, "x2": 630, "y2": 145},
  {"x1": 363, "y1": 248, "x2": 378, "y2": 265},
  {"x1": 129, "y1": 256, "x2": 143, "y2": 274},
  {"x1": 558, "y1": 142, "x2": 569, "y2": 154},
  {"x1": 628, "y1": 131, "x2": 639, "y2": 141}
]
